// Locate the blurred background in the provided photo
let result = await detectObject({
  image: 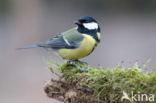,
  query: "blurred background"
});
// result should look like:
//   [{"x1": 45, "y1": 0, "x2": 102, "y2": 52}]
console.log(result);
[{"x1": 0, "y1": 0, "x2": 156, "y2": 103}]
